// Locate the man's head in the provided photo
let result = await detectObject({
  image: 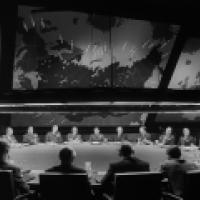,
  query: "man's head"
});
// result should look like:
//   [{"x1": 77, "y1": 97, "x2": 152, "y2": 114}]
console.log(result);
[
  {"x1": 167, "y1": 146, "x2": 181, "y2": 160},
  {"x1": 116, "y1": 126, "x2": 123, "y2": 135},
  {"x1": 6, "y1": 127, "x2": 13, "y2": 136},
  {"x1": 139, "y1": 126, "x2": 146, "y2": 135},
  {"x1": 59, "y1": 147, "x2": 77, "y2": 165},
  {"x1": 28, "y1": 126, "x2": 34, "y2": 134},
  {"x1": 119, "y1": 144, "x2": 134, "y2": 158},
  {"x1": 165, "y1": 126, "x2": 172, "y2": 136},
  {"x1": 72, "y1": 126, "x2": 78, "y2": 135},
  {"x1": 0, "y1": 141, "x2": 10, "y2": 162},
  {"x1": 94, "y1": 127, "x2": 100, "y2": 135},
  {"x1": 52, "y1": 125, "x2": 58, "y2": 133},
  {"x1": 183, "y1": 128, "x2": 190, "y2": 137}
]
